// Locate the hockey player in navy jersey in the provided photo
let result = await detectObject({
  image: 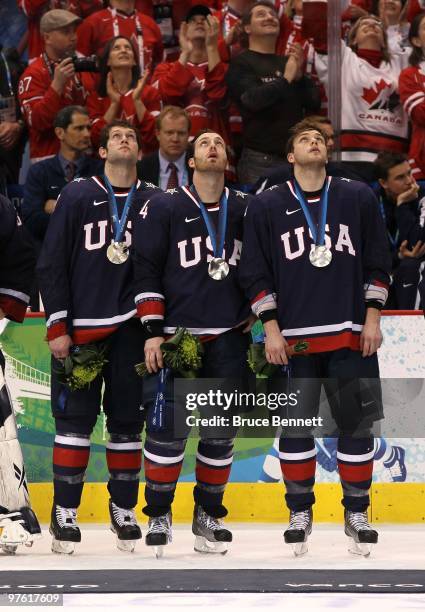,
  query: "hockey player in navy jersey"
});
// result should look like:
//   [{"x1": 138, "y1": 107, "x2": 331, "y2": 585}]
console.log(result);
[
  {"x1": 0, "y1": 196, "x2": 41, "y2": 554},
  {"x1": 37, "y1": 120, "x2": 159, "y2": 554},
  {"x1": 240, "y1": 120, "x2": 392, "y2": 557},
  {"x1": 132, "y1": 129, "x2": 252, "y2": 556}
]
